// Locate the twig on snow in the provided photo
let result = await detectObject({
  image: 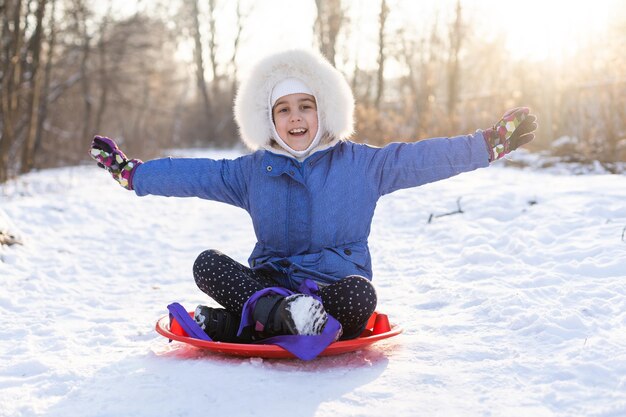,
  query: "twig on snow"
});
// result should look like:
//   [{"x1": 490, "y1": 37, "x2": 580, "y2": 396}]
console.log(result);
[{"x1": 428, "y1": 197, "x2": 464, "y2": 224}]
